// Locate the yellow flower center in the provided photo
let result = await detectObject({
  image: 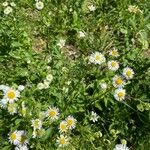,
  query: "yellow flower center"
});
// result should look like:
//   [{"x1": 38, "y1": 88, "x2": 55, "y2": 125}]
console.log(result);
[
  {"x1": 34, "y1": 121, "x2": 39, "y2": 128},
  {"x1": 7, "y1": 90, "x2": 16, "y2": 99},
  {"x1": 10, "y1": 133, "x2": 17, "y2": 141},
  {"x1": 111, "y1": 51, "x2": 118, "y2": 56},
  {"x1": 49, "y1": 110, "x2": 56, "y2": 117},
  {"x1": 126, "y1": 70, "x2": 132, "y2": 76},
  {"x1": 60, "y1": 124, "x2": 67, "y2": 130},
  {"x1": 67, "y1": 119, "x2": 74, "y2": 126},
  {"x1": 118, "y1": 92, "x2": 124, "y2": 98},
  {"x1": 111, "y1": 62, "x2": 117, "y2": 67},
  {"x1": 95, "y1": 55, "x2": 101, "y2": 61},
  {"x1": 60, "y1": 138, "x2": 65, "y2": 145},
  {"x1": 115, "y1": 78, "x2": 123, "y2": 85}
]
